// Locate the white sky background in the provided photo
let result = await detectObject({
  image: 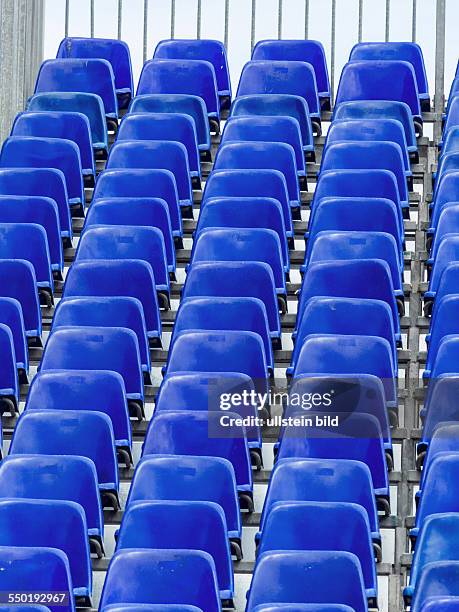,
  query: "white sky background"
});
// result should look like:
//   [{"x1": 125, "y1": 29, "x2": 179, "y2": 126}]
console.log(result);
[{"x1": 43, "y1": 0, "x2": 459, "y2": 100}]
